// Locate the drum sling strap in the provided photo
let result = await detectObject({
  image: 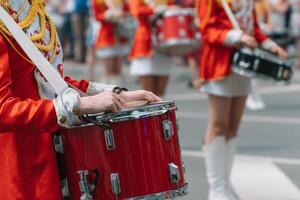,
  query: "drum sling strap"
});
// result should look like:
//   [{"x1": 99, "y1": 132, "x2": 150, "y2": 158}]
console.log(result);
[
  {"x1": 219, "y1": 0, "x2": 241, "y2": 30},
  {"x1": 0, "y1": 6, "x2": 69, "y2": 95}
]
